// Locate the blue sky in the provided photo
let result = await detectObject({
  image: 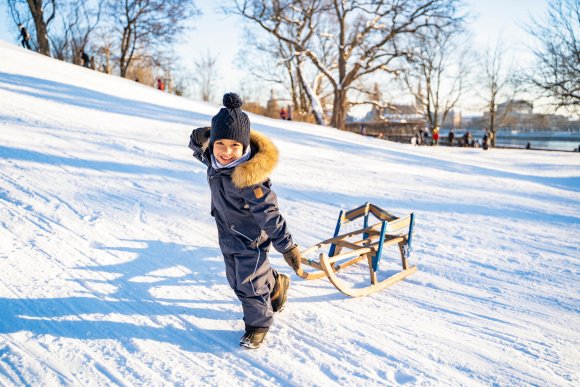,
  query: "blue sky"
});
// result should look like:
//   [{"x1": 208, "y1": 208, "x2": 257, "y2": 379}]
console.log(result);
[{"x1": 0, "y1": 0, "x2": 549, "y2": 112}]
